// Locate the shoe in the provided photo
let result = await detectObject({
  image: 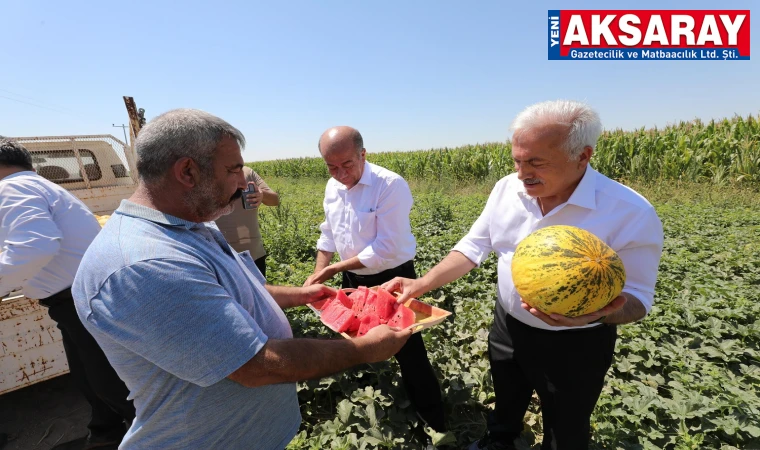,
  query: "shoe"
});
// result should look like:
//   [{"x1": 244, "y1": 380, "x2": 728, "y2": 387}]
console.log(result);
[
  {"x1": 83, "y1": 432, "x2": 122, "y2": 450},
  {"x1": 467, "y1": 432, "x2": 514, "y2": 450}
]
